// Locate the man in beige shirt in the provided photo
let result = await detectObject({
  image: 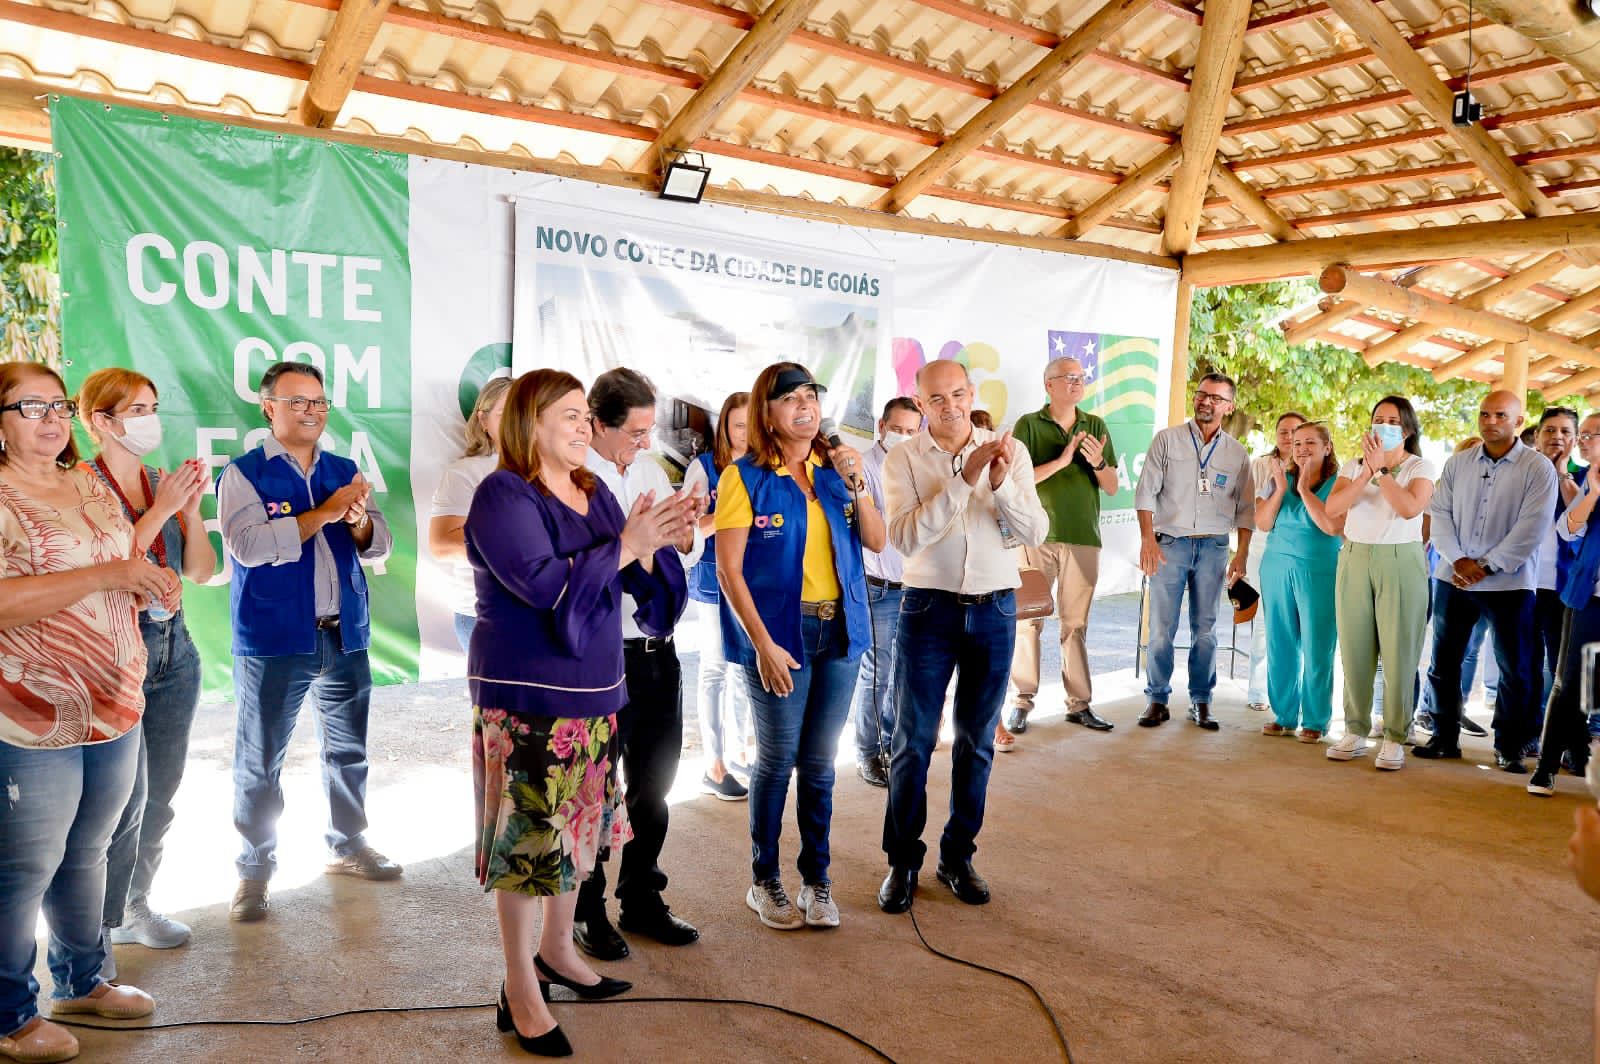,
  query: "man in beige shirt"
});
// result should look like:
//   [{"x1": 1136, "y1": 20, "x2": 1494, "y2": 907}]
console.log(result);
[{"x1": 875, "y1": 360, "x2": 1048, "y2": 915}]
